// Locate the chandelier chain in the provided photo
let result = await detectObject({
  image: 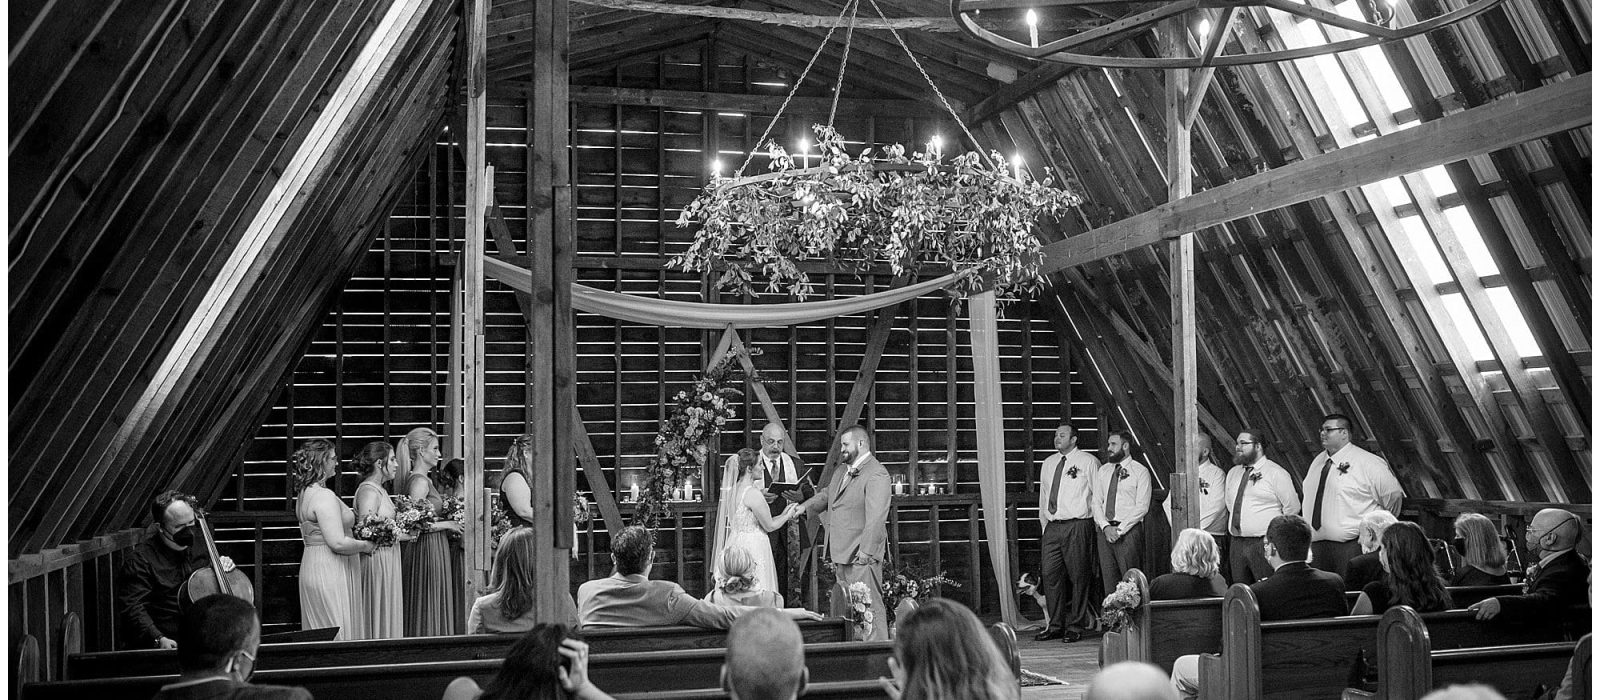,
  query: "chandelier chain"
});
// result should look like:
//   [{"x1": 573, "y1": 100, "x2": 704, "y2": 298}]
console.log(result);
[
  {"x1": 826, "y1": 0, "x2": 861, "y2": 129},
  {"x1": 735, "y1": 0, "x2": 854, "y2": 177},
  {"x1": 865, "y1": 0, "x2": 990, "y2": 166}
]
